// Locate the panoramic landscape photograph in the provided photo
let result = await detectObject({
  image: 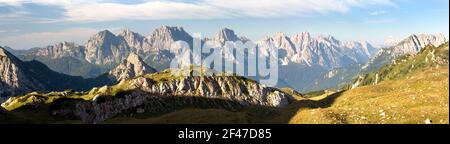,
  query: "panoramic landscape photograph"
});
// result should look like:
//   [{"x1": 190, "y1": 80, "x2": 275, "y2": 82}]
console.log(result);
[{"x1": 0, "y1": 0, "x2": 448, "y2": 124}]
